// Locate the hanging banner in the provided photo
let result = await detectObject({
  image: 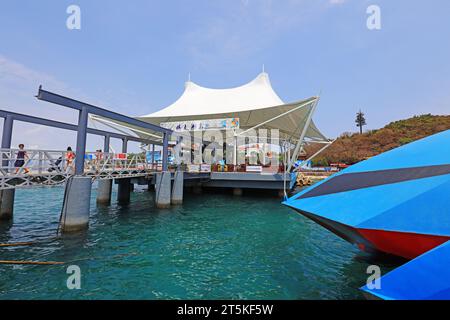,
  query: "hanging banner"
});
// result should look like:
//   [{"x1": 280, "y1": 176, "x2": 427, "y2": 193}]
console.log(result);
[{"x1": 160, "y1": 118, "x2": 239, "y2": 132}]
